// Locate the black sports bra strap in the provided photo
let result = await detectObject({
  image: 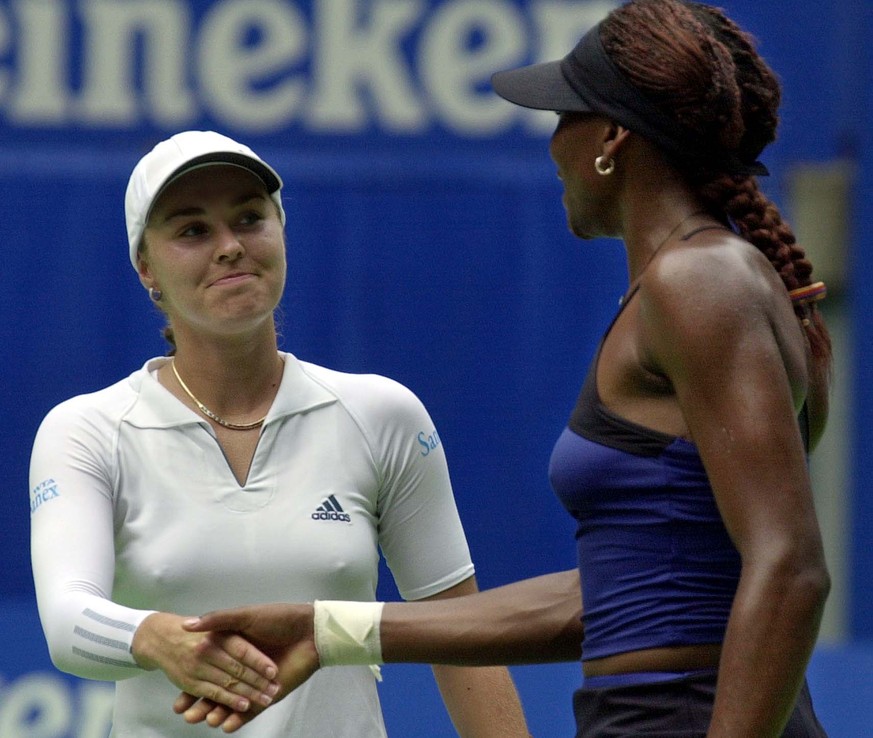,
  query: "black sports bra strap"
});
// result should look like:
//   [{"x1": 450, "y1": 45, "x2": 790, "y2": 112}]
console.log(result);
[{"x1": 680, "y1": 224, "x2": 732, "y2": 241}]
